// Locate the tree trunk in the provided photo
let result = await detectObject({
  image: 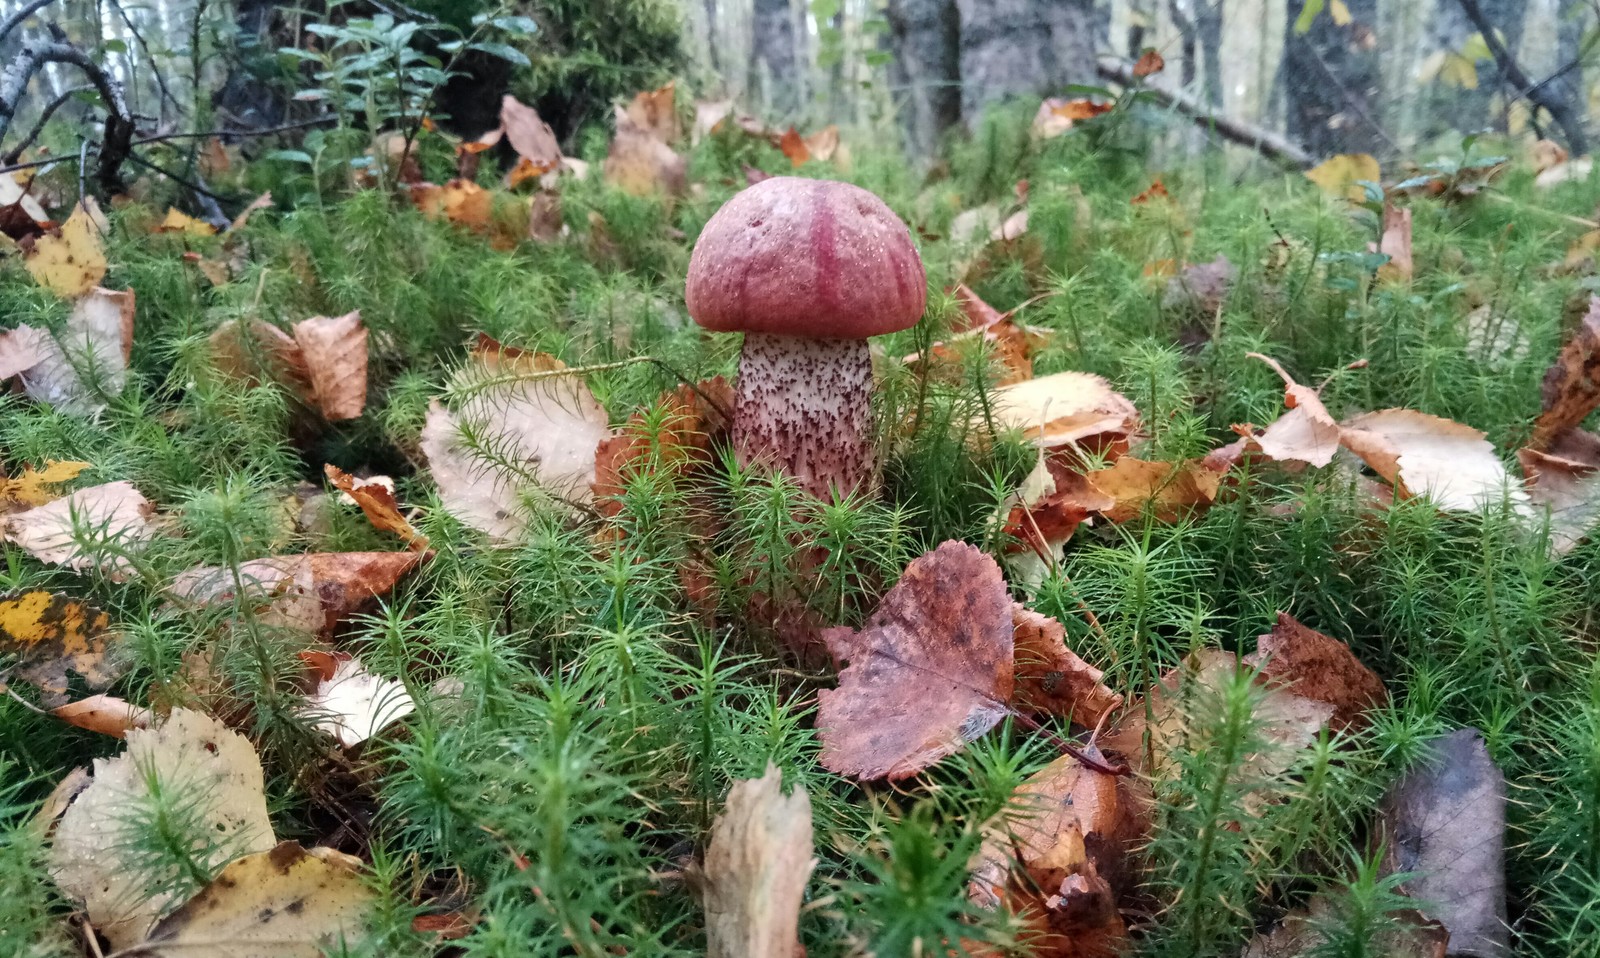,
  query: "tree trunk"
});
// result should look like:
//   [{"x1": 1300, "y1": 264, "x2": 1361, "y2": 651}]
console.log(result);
[
  {"x1": 955, "y1": 0, "x2": 1096, "y2": 121},
  {"x1": 704, "y1": 0, "x2": 721, "y2": 74},
  {"x1": 885, "y1": 0, "x2": 960, "y2": 157},
  {"x1": 1282, "y1": 0, "x2": 1385, "y2": 157},
  {"x1": 1197, "y1": 0, "x2": 1224, "y2": 107},
  {"x1": 1552, "y1": 0, "x2": 1585, "y2": 145},
  {"x1": 753, "y1": 0, "x2": 800, "y2": 116}
]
